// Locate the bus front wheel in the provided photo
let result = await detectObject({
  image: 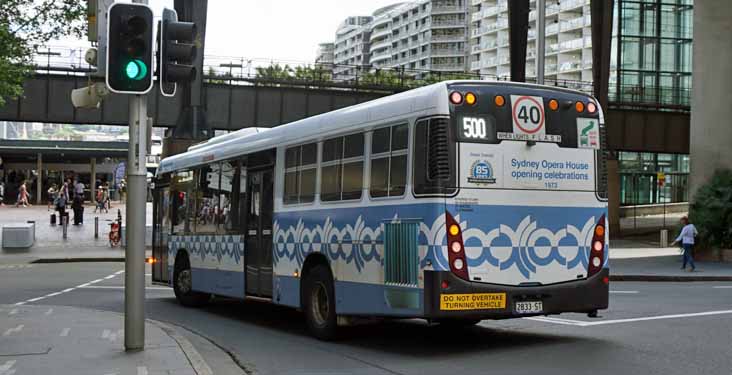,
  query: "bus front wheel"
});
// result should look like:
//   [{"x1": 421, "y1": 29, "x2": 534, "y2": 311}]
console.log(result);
[
  {"x1": 304, "y1": 265, "x2": 337, "y2": 340},
  {"x1": 173, "y1": 254, "x2": 210, "y2": 307}
]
